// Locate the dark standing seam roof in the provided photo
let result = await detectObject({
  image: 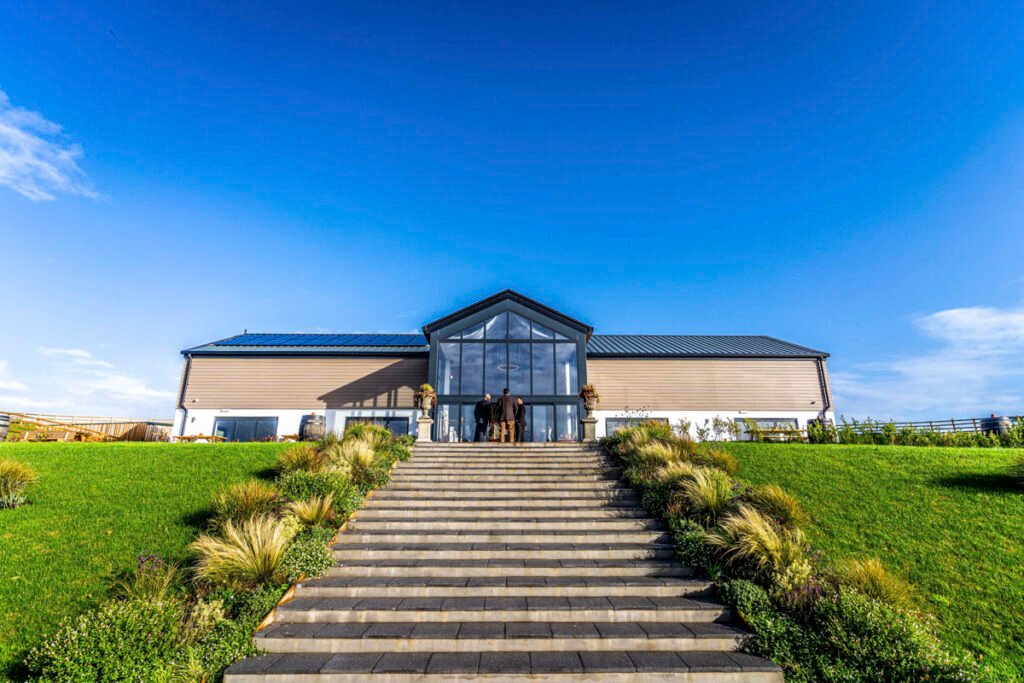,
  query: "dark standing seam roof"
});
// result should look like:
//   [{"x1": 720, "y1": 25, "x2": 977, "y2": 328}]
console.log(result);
[{"x1": 182, "y1": 333, "x2": 826, "y2": 358}]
